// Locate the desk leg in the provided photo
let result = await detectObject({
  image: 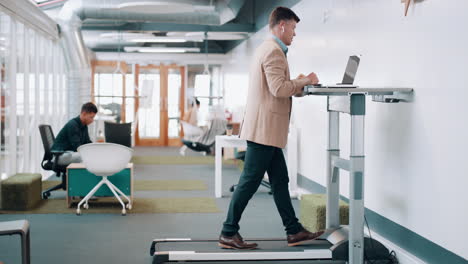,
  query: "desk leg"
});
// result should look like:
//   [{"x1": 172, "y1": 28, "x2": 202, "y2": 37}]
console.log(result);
[
  {"x1": 21, "y1": 230, "x2": 30, "y2": 264},
  {"x1": 66, "y1": 169, "x2": 71, "y2": 208},
  {"x1": 326, "y1": 112, "x2": 340, "y2": 229},
  {"x1": 215, "y1": 143, "x2": 222, "y2": 198},
  {"x1": 287, "y1": 129, "x2": 298, "y2": 198},
  {"x1": 349, "y1": 106, "x2": 365, "y2": 264}
]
